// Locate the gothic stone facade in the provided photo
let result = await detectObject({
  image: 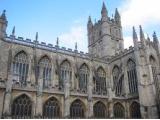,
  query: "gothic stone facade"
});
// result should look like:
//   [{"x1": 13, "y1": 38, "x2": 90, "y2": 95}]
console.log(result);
[{"x1": 0, "y1": 3, "x2": 160, "y2": 119}]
